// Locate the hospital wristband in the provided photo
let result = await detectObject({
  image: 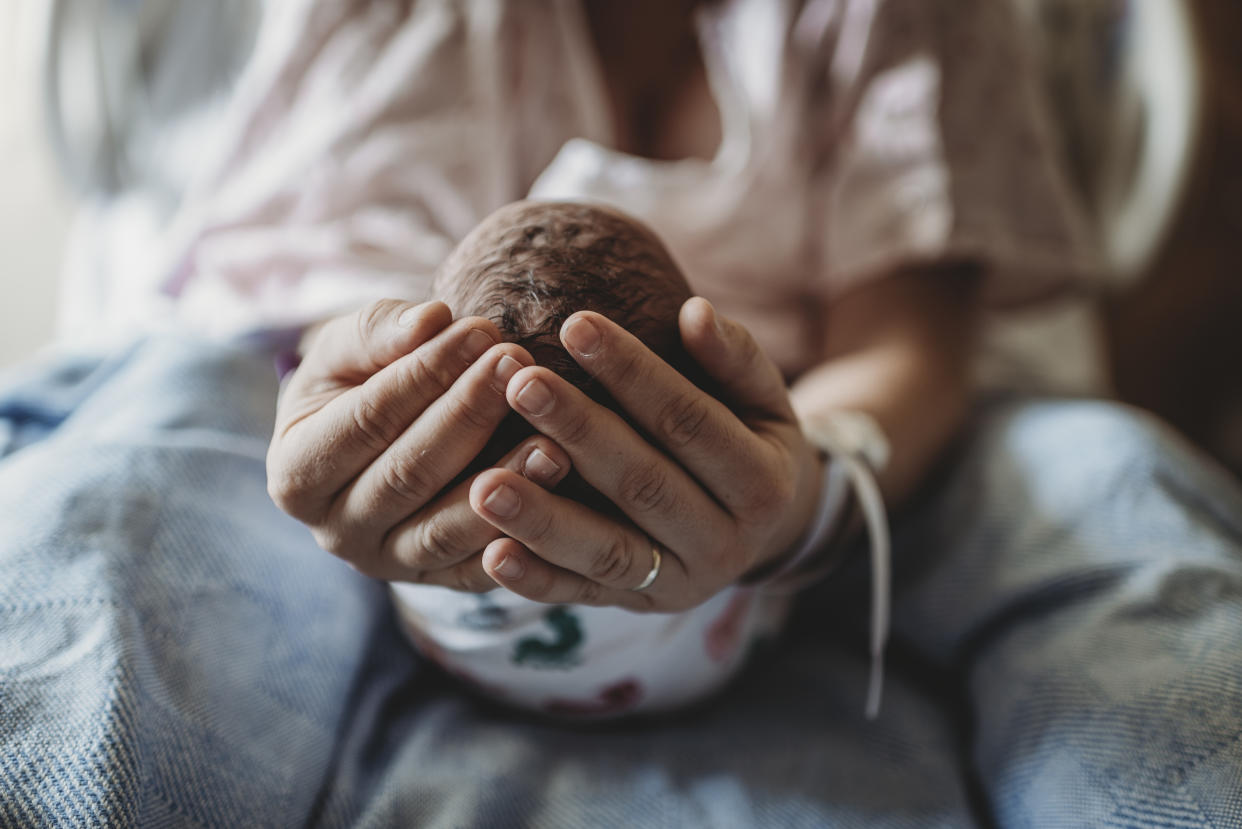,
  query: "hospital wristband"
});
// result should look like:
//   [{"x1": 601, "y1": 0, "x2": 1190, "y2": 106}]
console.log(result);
[{"x1": 801, "y1": 410, "x2": 891, "y2": 720}]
